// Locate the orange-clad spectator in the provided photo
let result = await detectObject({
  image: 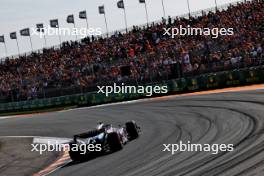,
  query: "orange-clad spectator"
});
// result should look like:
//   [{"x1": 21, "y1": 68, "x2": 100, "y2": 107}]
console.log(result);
[{"x1": 0, "y1": 0, "x2": 263, "y2": 102}]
